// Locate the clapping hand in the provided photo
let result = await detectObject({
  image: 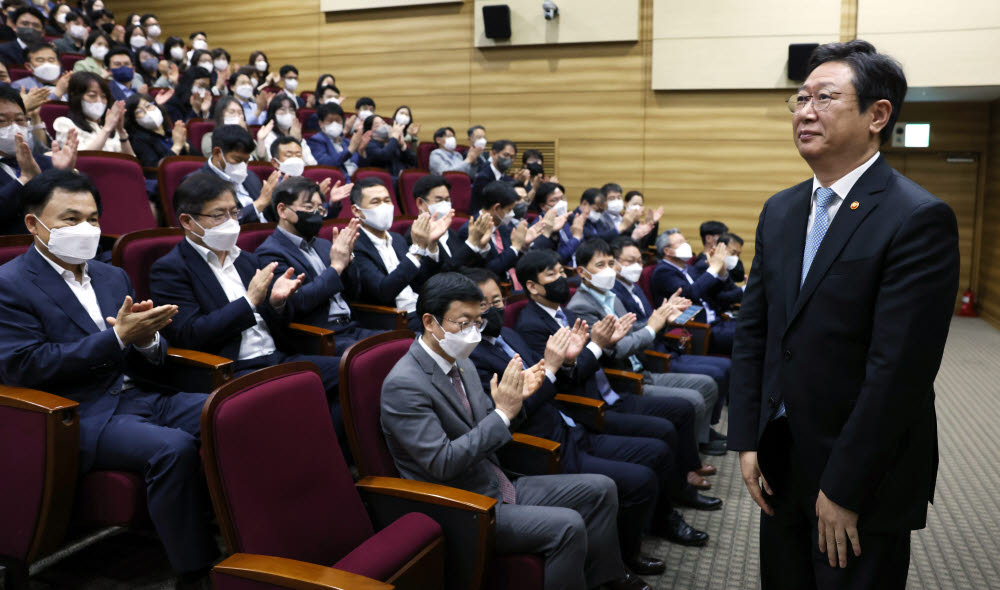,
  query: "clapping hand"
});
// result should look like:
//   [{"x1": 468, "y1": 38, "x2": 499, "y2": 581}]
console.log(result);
[
  {"x1": 564, "y1": 318, "x2": 590, "y2": 362},
  {"x1": 269, "y1": 267, "x2": 306, "y2": 307},
  {"x1": 106, "y1": 295, "x2": 177, "y2": 347},
  {"x1": 467, "y1": 211, "x2": 494, "y2": 249},
  {"x1": 610, "y1": 313, "x2": 636, "y2": 345},
  {"x1": 329, "y1": 218, "x2": 360, "y2": 273},
  {"x1": 490, "y1": 355, "x2": 530, "y2": 420},
  {"x1": 543, "y1": 327, "x2": 570, "y2": 370}
]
